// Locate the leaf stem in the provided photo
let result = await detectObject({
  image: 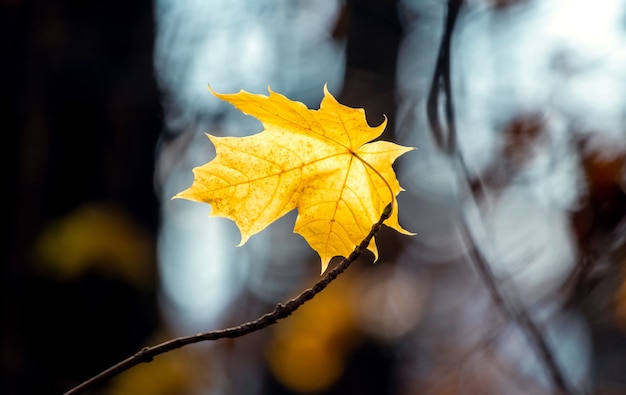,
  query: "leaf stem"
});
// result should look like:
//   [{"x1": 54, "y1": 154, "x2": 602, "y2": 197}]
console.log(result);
[
  {"x1": 63, "y1": 204, "x2": 393, "y2": 395},
  {"x1": 353, "y1": 151, "x2": 396, "y2": 208}
]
